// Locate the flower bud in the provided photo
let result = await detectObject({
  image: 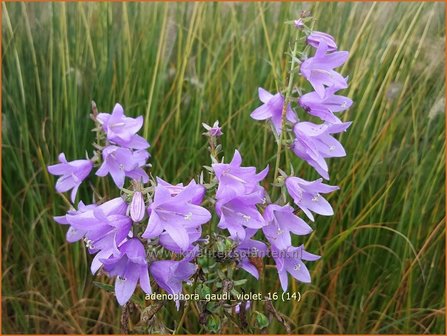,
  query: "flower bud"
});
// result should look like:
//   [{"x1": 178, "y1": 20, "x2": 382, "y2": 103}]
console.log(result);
[{"x1": 129, "y1": 191, "x2": 145, "y2": 222}]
